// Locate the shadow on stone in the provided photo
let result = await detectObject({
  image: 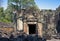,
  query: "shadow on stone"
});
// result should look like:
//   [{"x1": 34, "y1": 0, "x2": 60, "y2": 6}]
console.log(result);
[{"x1": 0, "y1": 34, "x2": 46, "y2": 41}]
